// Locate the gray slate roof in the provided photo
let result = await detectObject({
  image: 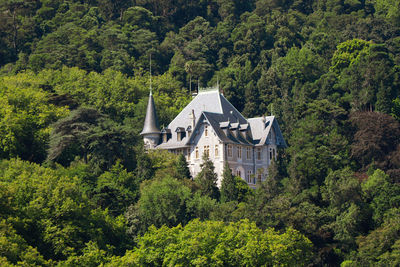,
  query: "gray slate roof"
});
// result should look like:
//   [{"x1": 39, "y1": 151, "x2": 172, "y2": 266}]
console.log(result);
[
  {"x1": 154, "y1": 88, "x2": 287, "y2": 149},
  {"x1": 140, "y1": 92, "x2": 160, "y2": 135}
]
